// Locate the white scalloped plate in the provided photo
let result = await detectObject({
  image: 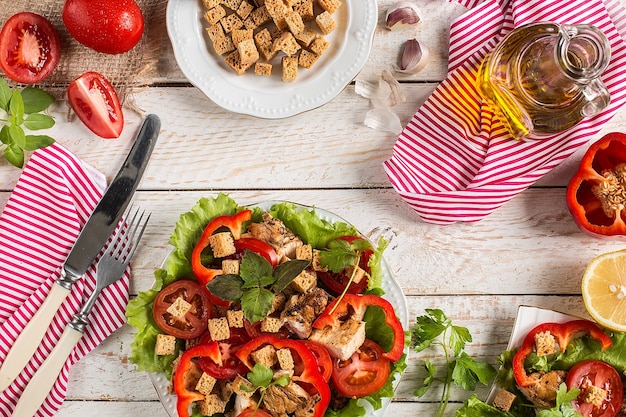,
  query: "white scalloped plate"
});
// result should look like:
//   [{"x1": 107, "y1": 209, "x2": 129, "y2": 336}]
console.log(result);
[
  {"x1": 166, "y1": 0, "x2": 378, "y2": 118},
  {"x1": 149, "y1": 201, "x2": 409, "y2": 417}
]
